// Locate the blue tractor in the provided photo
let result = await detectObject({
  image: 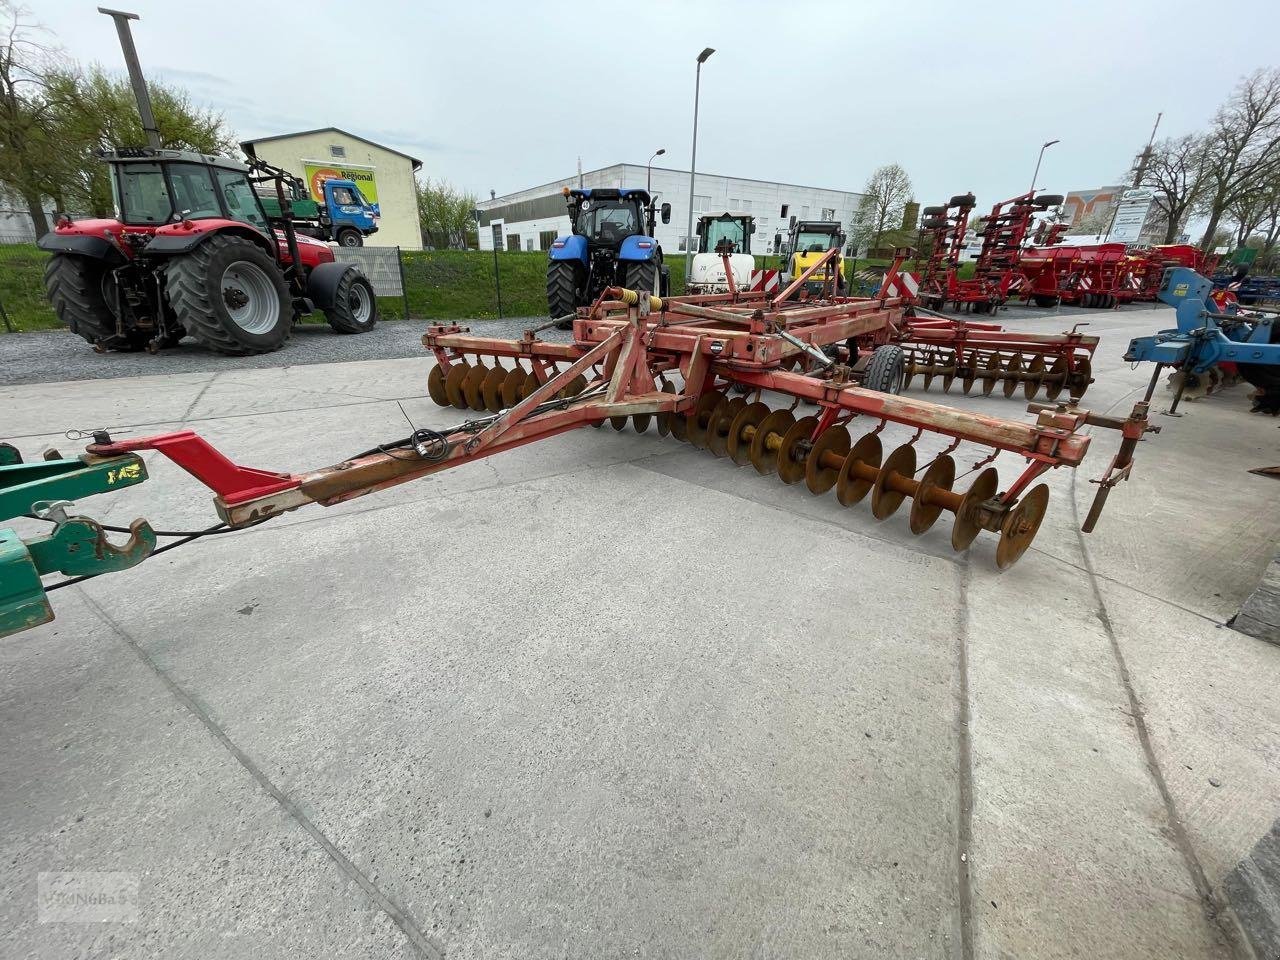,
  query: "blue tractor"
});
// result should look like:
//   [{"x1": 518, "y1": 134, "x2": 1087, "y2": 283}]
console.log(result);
[
  {"x1": 1125, "y1": 266, "x2": 1280, "y2": 414},
  {"x1": 547, "y1": 188, "x2": 672, "y2": 328}
]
